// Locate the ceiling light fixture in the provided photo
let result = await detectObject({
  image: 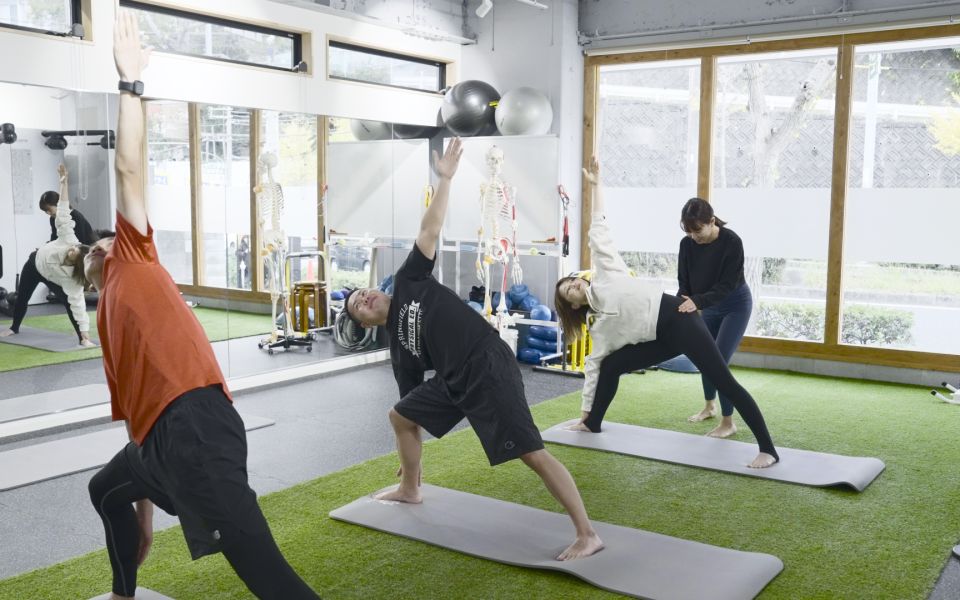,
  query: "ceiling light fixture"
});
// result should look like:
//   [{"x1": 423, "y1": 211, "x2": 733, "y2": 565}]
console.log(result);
[{"x1": 476, "y1": 0, "x2": 548, "y2": 19}]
